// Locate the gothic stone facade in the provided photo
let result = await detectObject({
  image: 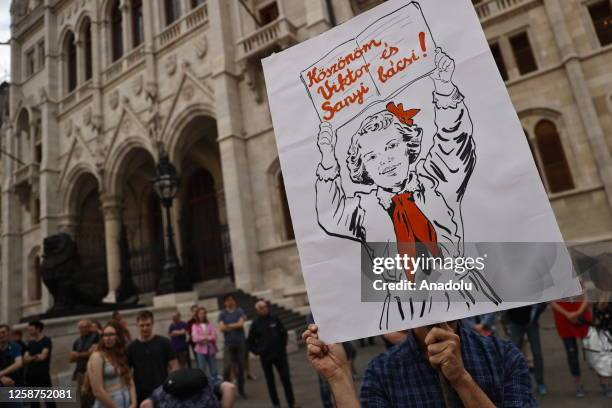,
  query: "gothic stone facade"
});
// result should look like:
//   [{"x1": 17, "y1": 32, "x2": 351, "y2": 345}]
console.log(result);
[{"x1": 2, "y1": 0, "x2": 612, "y2": 323}]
